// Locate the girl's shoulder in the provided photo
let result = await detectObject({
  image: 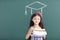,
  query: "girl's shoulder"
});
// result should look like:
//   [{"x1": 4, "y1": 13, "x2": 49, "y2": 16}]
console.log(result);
[
  {"x1": 41, "y1": 28, "x2": 45, "y2": 30},
  {"x1": 30, "y1": 26, "x2": 34, "y2": 30},
  {"x1": 28, "y1": 26, "x2": 33, "y2": 30}
]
